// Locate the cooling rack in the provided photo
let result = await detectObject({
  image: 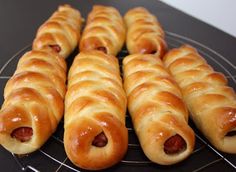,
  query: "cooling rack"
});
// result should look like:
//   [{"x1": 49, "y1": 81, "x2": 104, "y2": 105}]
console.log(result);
[{"x1": 0, "y1": 31, "x2": 236, "y2": 172}]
